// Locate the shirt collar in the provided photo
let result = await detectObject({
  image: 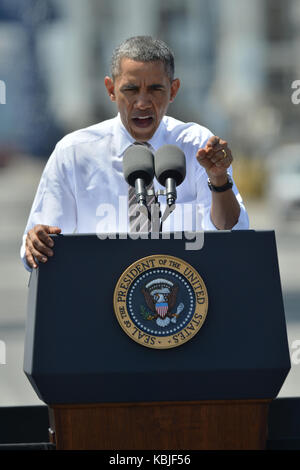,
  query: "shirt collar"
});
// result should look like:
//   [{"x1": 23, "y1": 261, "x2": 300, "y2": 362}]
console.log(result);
[
  {"x1": 114, "y1": 114, "x2": 135, "y2": 157},
  {"x1": 114, "y1": 113, "x2": 166, "y2": 156}
]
